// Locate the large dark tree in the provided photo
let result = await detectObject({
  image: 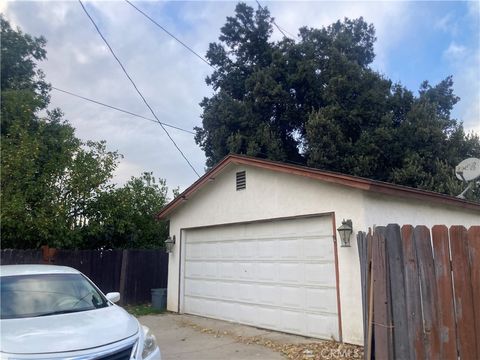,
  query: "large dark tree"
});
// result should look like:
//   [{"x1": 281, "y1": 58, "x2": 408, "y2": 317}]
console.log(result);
[{"x1": 195, "y1": 3, "x2": 480, "y2": 200}]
